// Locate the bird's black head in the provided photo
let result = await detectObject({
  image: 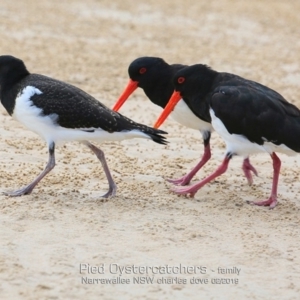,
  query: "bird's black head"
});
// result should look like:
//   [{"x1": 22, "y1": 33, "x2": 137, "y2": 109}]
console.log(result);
[
  {"x1": 172, "y1": 64, "x2": 217, "y2": 100},
  {"x1": 153, "y1": 64, "x2": 218, "y2": 128},
  {"x1": 128, "y1": 56, "x2": 168, "y2": 87},
  {"x1": 112, "y1": 56, "x2": 172, "y2": 111},
  {"x1": 0, "y1": 55, "x2": 29, "y2": 89},
  {"x1": 0, "y1": 56, "x2": 30, "y2": 115}
]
